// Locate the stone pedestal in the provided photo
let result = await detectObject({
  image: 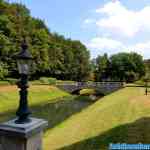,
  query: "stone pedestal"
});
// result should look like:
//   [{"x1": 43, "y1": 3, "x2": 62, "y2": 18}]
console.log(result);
[{"x1": 0, "y1": 117, "x2": 48, "y2": 150}]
